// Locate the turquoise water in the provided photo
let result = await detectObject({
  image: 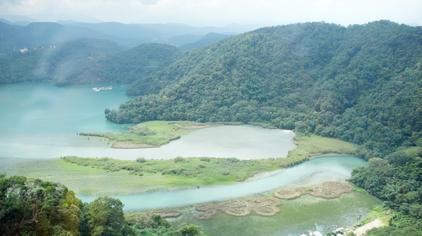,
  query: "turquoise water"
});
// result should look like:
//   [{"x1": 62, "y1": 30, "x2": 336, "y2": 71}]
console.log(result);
[
  {"x1": 0, "y1": 83, "x2": 372, "y2": 234},
  {"x1": 0, "y1": 83, "x2": 295, "y2": 159},
  {"x1": 79, "y1": 155, "x2": 366, "y2": 210},
  {"x1": 0, "y1": 83, "x2": 128, "y2": 135},
  {"x1": 0, "y1": 83, "x2": 128, "y2": 158}
]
